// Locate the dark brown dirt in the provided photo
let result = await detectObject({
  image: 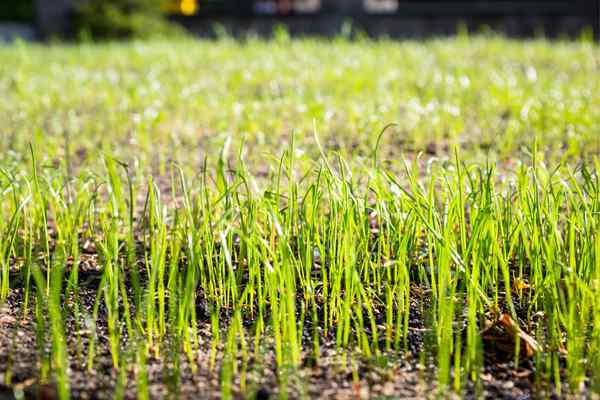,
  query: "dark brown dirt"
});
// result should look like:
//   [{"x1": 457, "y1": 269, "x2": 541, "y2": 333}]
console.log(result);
[{"x1": 0, "y1": 279, "x2": 550, "y2": 400}]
